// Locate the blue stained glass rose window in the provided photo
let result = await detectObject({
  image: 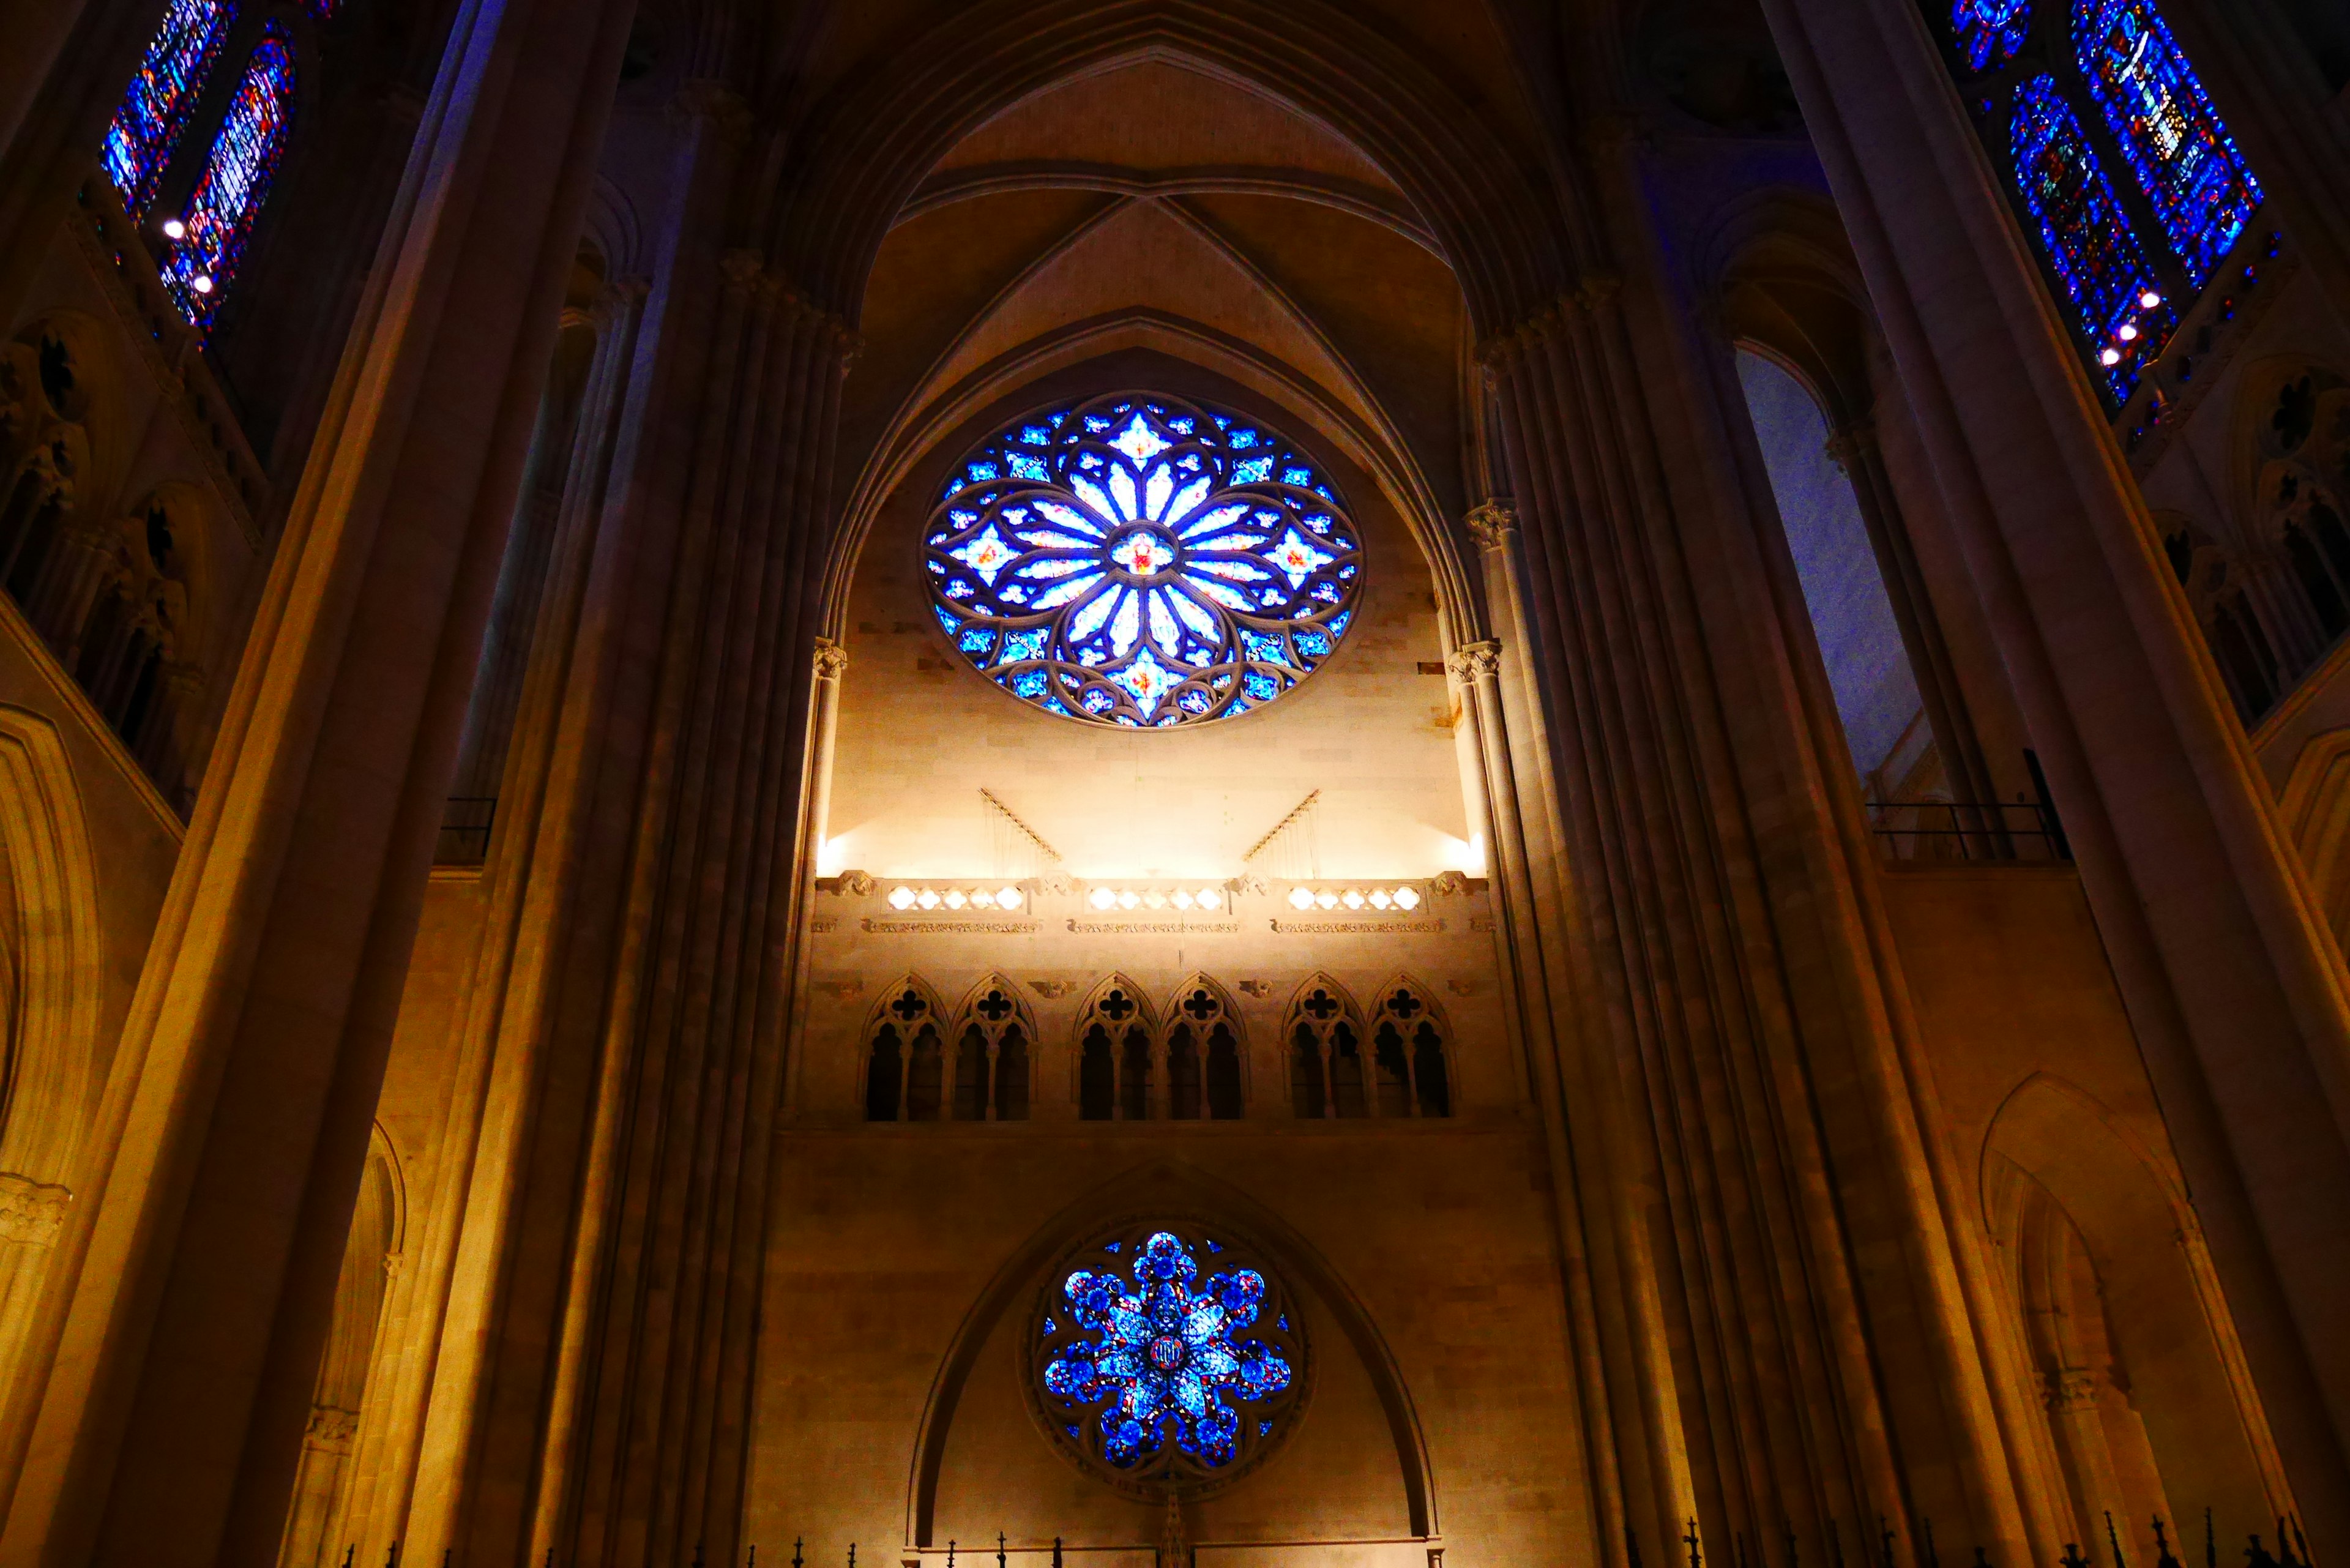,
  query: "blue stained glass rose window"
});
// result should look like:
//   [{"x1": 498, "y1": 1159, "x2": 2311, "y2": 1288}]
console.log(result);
[
  {"x1": 925, "y1": 395, "x2": 1362, "y2": 728},
  {"x1": 1029, "y1": 1225, "x2": 1308, "y2": 1495}
]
